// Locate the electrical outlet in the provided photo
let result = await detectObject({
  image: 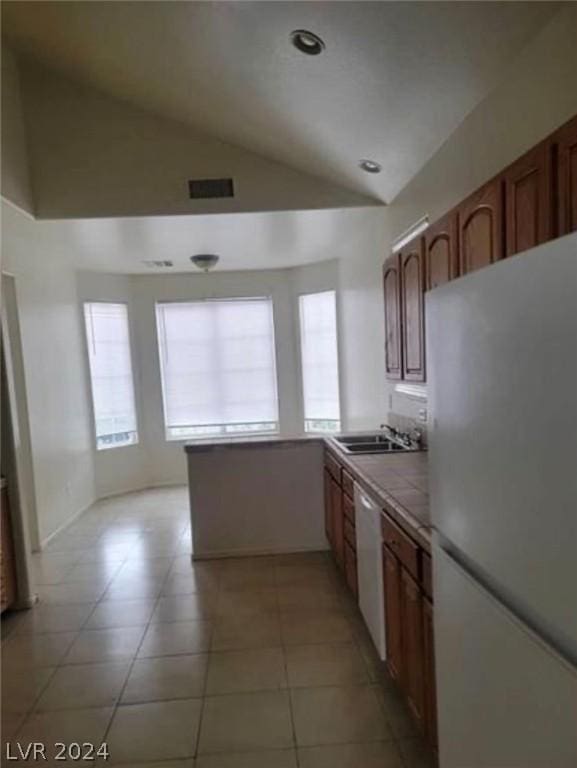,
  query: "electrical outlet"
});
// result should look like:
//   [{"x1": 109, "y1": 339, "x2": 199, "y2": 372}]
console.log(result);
[
  {"x1": 418, "y1": 407, "x2": 428, "y2": 423},
  {"x1": 65, "y1": 482, "x2": 72, "y2": 496}
]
